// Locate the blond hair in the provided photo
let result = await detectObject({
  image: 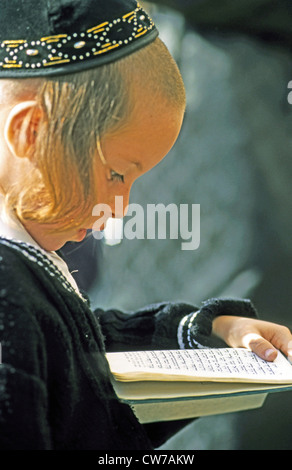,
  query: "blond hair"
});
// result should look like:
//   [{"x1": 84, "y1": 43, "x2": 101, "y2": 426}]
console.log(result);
[{"x1": 5, "y1": 38, "x2": 186, "y2": 230}]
